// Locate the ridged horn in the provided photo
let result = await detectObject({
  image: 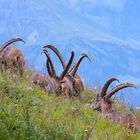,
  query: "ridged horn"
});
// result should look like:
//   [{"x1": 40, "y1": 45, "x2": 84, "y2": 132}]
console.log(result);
[
  {"x1": 0, "y1": 38, "x2": 25, "y2": 53},
  {"x1": 43, "y1": 45, "x2": 66, "y2": 68},
  {"x1": 59, "y1": 51, "x2": 74, "y2": 80},
  {"x1": 71, "y1": 52, "x2": 91, "y2": 77},
  {"x1": 105, "y1": 83, "x2": 136, "y2": 98},
  {"x1": 68, "y1": 63, "x2": 76, "y2": 73},
  {"x1": 100, "y1": 78, "x2": 120, "y2": 98},
  {"x1": 46, "y1": 59, "x2": 53, "y2": 77},
  {"x1": 43, "y1": 49, "x2": 56, "y2": 77}
]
